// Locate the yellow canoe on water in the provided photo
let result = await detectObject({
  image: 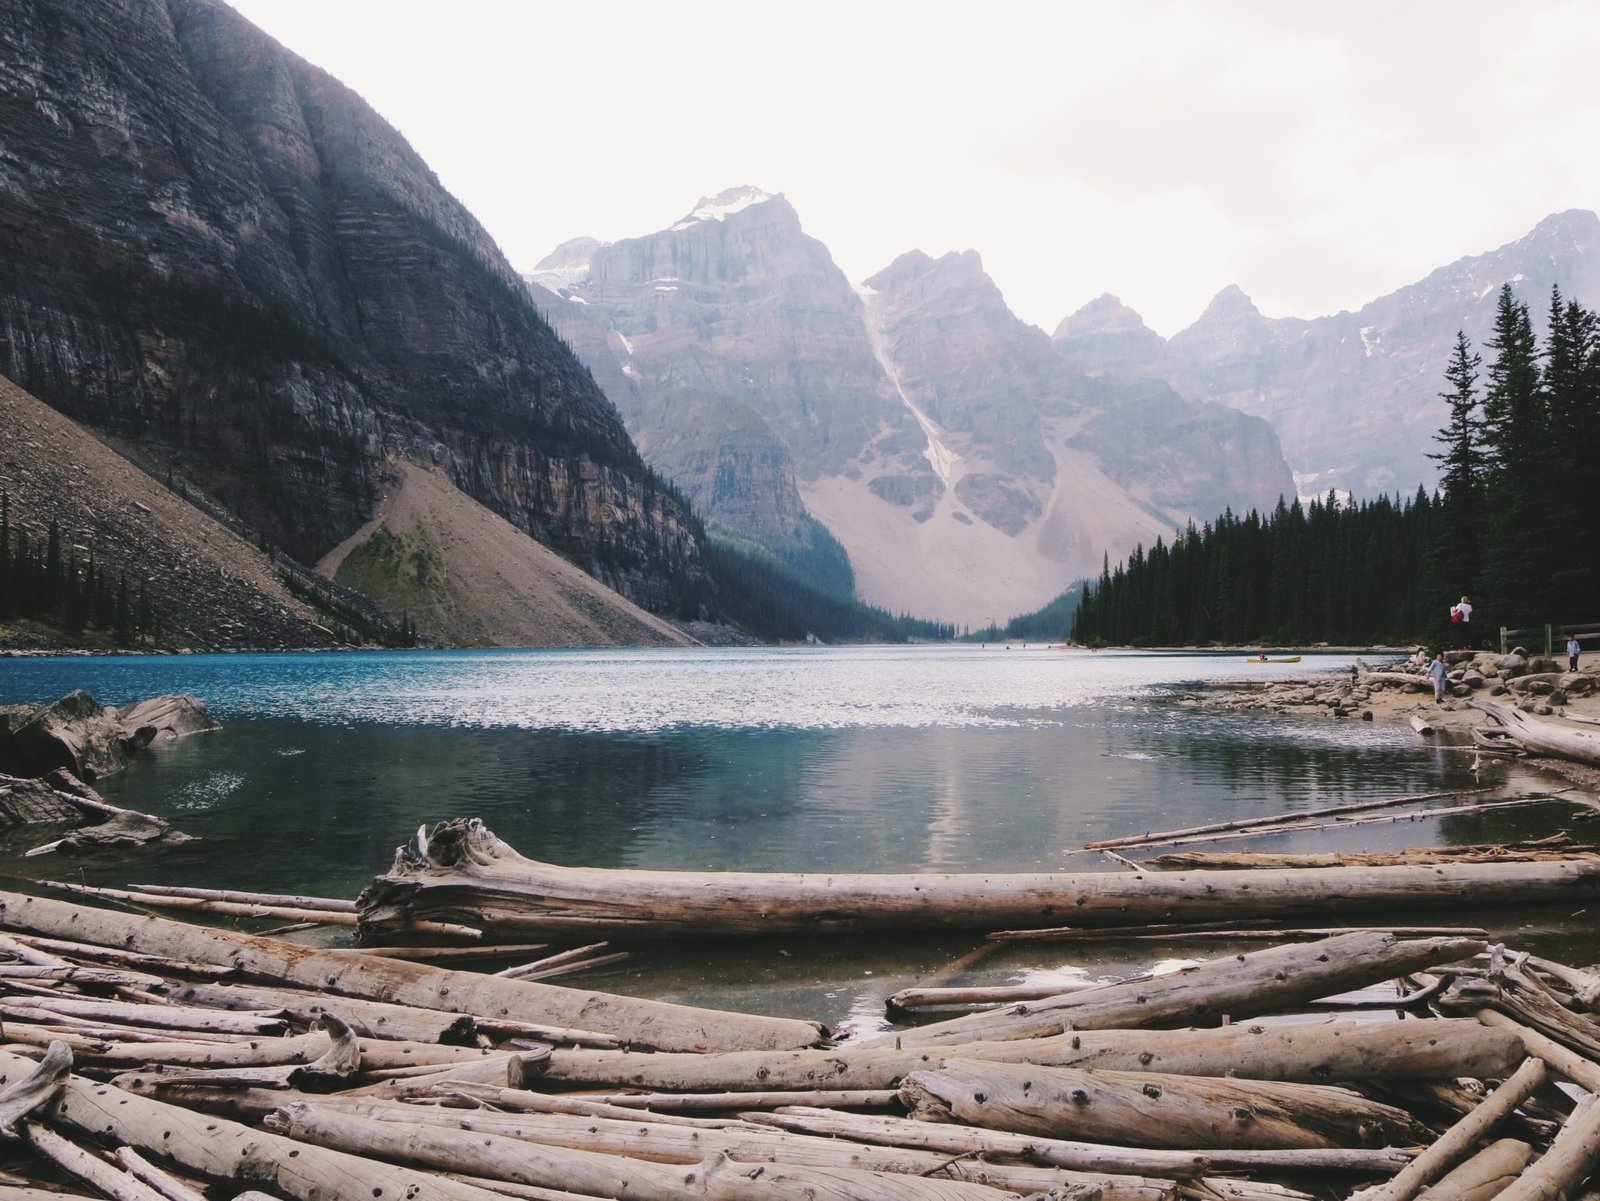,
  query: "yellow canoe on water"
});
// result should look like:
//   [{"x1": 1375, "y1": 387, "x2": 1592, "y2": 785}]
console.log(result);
[{"x1": 1245, "y1": 655, "x2": 1302, "y2": 664}]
